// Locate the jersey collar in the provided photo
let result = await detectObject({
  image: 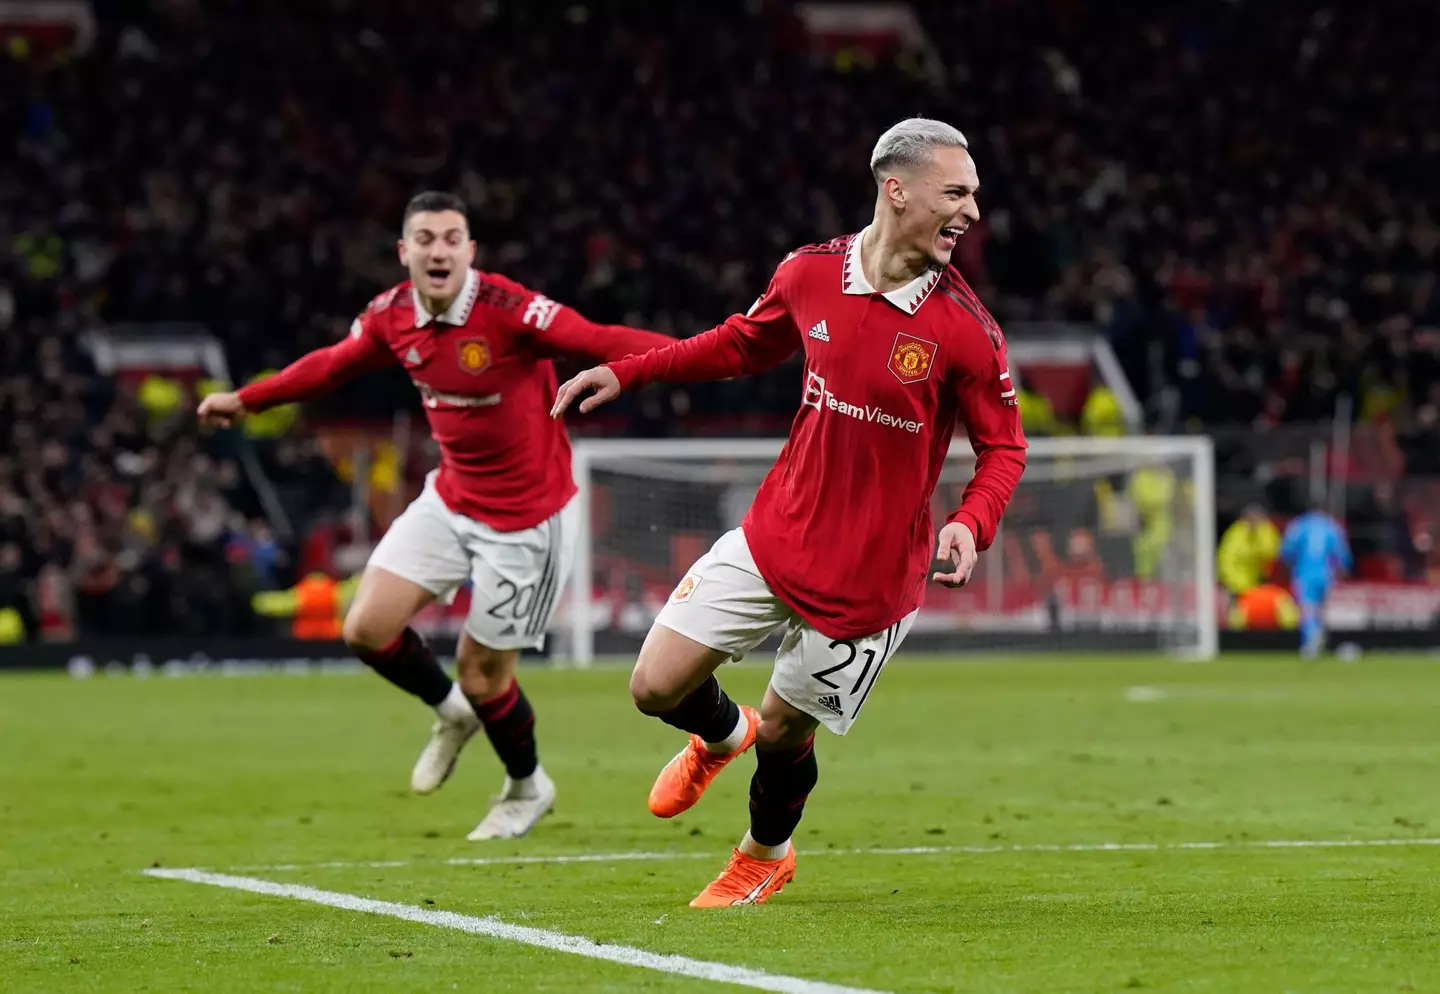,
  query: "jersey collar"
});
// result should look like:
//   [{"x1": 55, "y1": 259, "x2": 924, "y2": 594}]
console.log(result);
[
  {"x1": 841, "y1": 227, "x2": 942, "y2": 315},
  {"x1": 412, "y1": 268, "x2": 479, "y2": 328}
]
